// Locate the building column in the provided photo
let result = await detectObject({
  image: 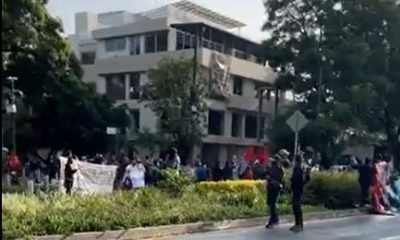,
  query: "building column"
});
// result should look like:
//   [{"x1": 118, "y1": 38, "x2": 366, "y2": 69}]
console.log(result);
[
  {"x1": 240, "y1": 114, "x2": 245, "y2": 138},
  {"x1": 218, "y1": 145, "x2": 228, "y2": 169},
  {"x1": 140, "y1": 35, "x2": 146, "y2": 54},
  {"x1": 124, "y1": 74, "x2": 129, "y2": 100},
  {"x1": 168, "y1": 28, "x2": 177, "y2": 51},
  {"x1": 223, "y1": 111, "x2": 232, "y2": 137}
]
